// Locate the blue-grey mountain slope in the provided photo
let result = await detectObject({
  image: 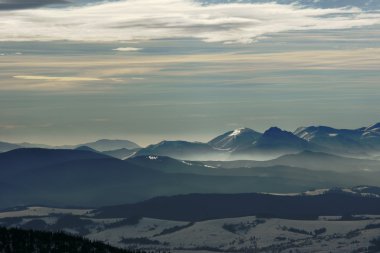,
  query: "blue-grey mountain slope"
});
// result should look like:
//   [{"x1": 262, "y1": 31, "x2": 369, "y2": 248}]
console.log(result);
[
  {"x1": 208, "y1": 127, "x2": 262, "y2": 151},
  {"x1": 94, "y1": 186, "x2": 380, "y2": 221},
  {"x1": 0, "y1": 141, "x2": 22, "y2": 153},
  {"x1": 204, "y1": 150, "x2": 380, "y2": 173},
  {"x1": 134, "y1": 140, "x2": 223, "y2": 160},
  {"x1": 3, "y1": 148, "x2": 380, "y2": 209},
  {"x1": 70, "y1": 139, "x2": 140, "y2": 152},
  {"x1": 294, "y1": 122, "x2": 380, "y2": 156}
]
